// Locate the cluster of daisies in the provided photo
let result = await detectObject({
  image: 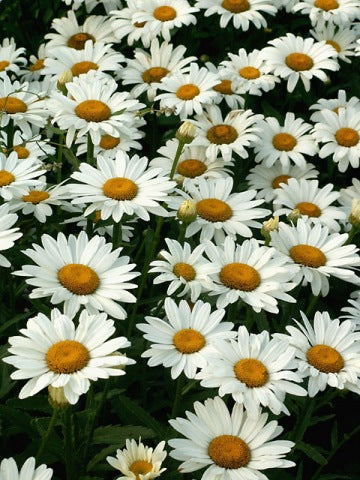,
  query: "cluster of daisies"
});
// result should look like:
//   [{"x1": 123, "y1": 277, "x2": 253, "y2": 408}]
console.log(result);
[{"x1": 0, "y1": 0, "x2": 360, "y2": 479}]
